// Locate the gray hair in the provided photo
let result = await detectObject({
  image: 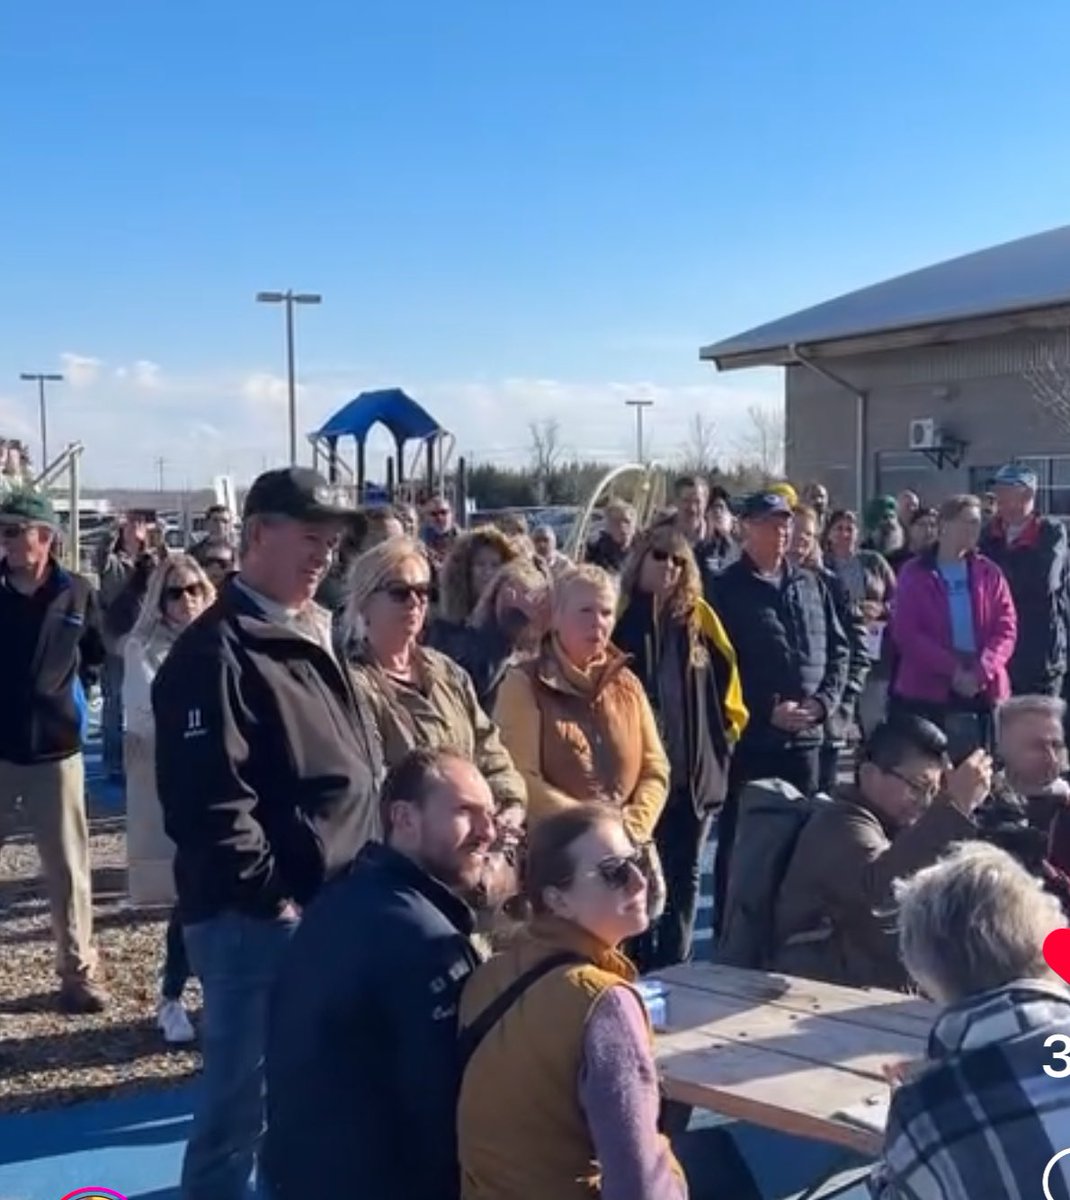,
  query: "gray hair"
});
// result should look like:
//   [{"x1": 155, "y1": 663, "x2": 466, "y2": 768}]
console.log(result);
[
  {"x1": 997, "y1": 694, "x2": 1067, "y2": 738},
  {"x1": 895, "y1": 842, "x2": 1062, "y2": 1003}
]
